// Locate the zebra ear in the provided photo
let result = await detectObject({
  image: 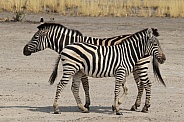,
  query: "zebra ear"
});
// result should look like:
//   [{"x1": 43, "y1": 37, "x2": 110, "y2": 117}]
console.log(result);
[
  {"x1": 147, "y1": 27, "x2": 153, "y2": 39},
  {"x1": 40, "y1": 17, "x2": 44, "y2": 24}
]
